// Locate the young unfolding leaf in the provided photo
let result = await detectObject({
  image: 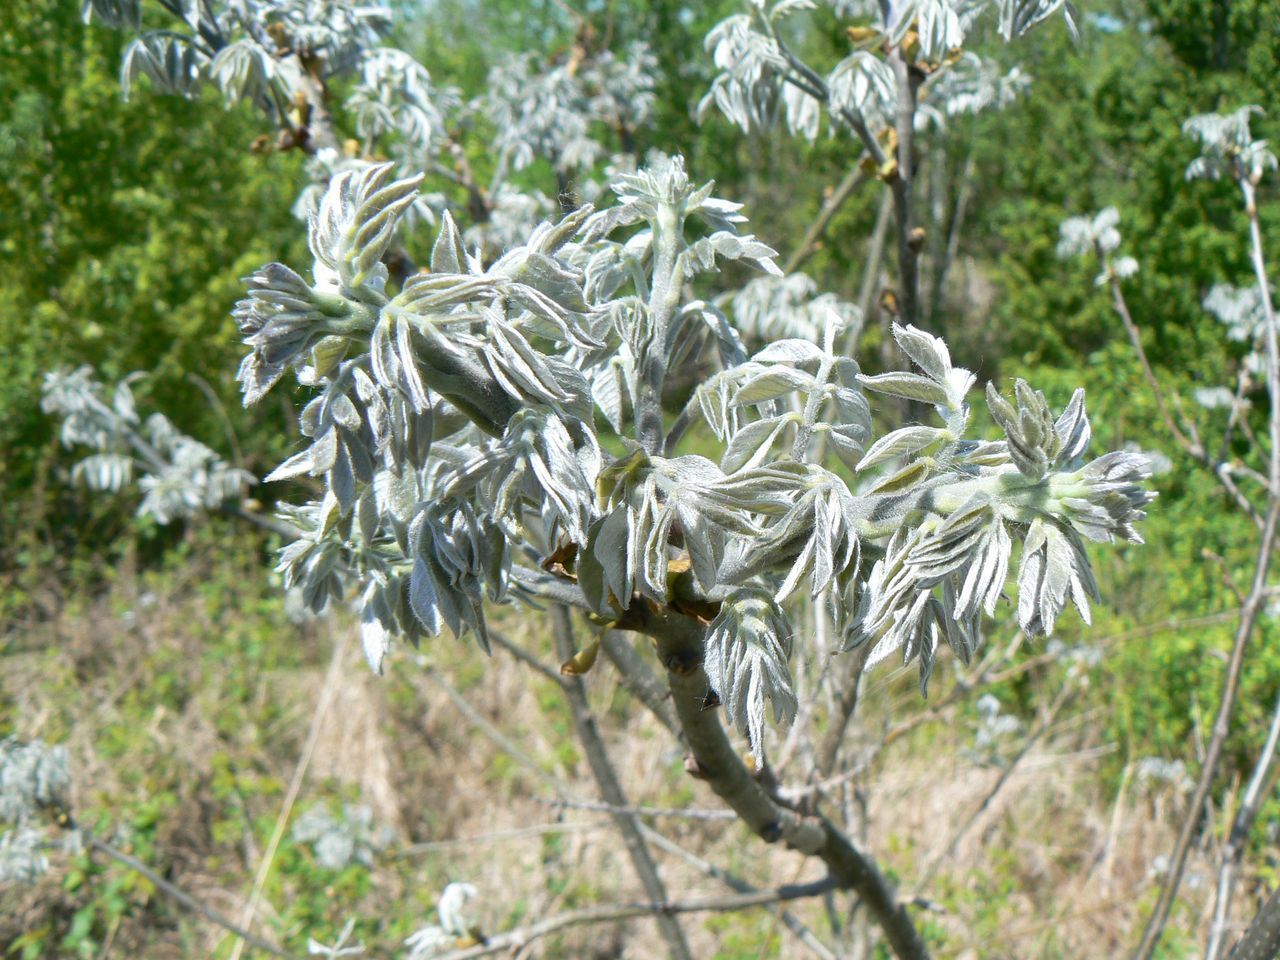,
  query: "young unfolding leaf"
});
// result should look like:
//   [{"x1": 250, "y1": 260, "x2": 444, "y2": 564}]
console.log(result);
[{"x1": 704, "y1": 589, "x2": 797, "y2": 758}]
